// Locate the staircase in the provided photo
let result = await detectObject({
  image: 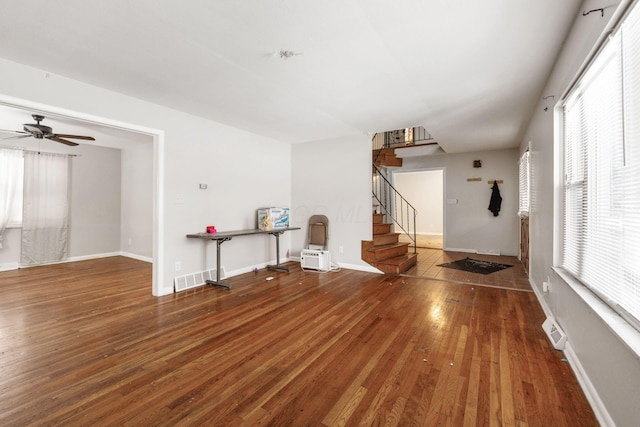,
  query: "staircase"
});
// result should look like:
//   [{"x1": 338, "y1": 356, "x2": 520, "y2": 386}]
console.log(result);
[
  {"x1": 373, "y1": 147, "x2": 402, "y2": 167},
  {"x1": 362, "y1": 136, "x2": 418, "y2": 274},
  {"x1": 361, "y1": 213, "x2": 418, "y2": 274}
]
